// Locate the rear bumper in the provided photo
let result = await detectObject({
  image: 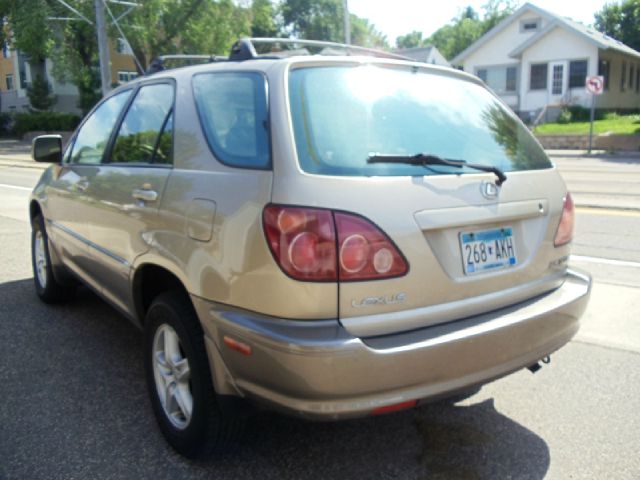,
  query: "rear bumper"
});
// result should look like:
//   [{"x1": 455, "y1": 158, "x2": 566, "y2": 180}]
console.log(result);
[{"x1": 193, "y1": 268, "x2": 591, "y2": 420}]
